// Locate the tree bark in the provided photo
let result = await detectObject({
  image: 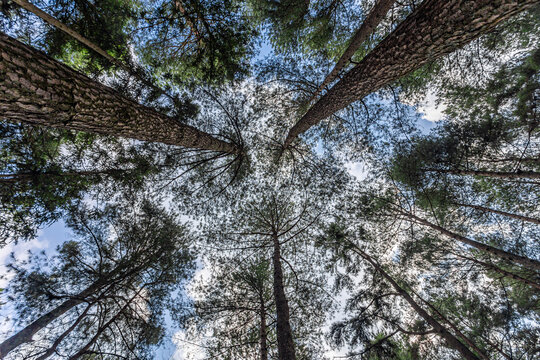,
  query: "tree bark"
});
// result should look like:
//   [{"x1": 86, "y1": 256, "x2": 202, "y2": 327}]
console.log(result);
[
  {"x1": 309, "y1": 0, "x2": 397, "y2": 102},
  {"x1": 0, "y1": 280, "x2": 104, "y2": 358},
  {"x1": 396, "y1": 209, "x2": 540, "y2": 271},
  {"x1": 0, "y1": 32, "x2": 239, "y2": 154},
  {"x1": 11, "y1": 0, "x2": 179, "y2": 104},
  {"x1": 259, "y1": 293, "x2": 269, "y2": 360},
  {"x1": 66, "y1": 288, "x2": 144, "y2": 360},
  {"x1": 349, "y1": 245, "x2": 482, "y2": 360},
  {"x1": 0, "y1": 169, "x2": 132, "y2": 184},
  {"x1": 426, "y1": 168, "x2": 540, "y2": 180},
  {"x1": 272, "y1": 234, "x2": 296, "y2": 360},
  {"x1": 453, "y1": 252, "x2": 540, "y2": 291},
  {"x1": 455, "y1": 202, "x2": 540, "y2": 225},
  {"x1": 284, "y1": 0, "x2": 538, "y2": 147}
]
